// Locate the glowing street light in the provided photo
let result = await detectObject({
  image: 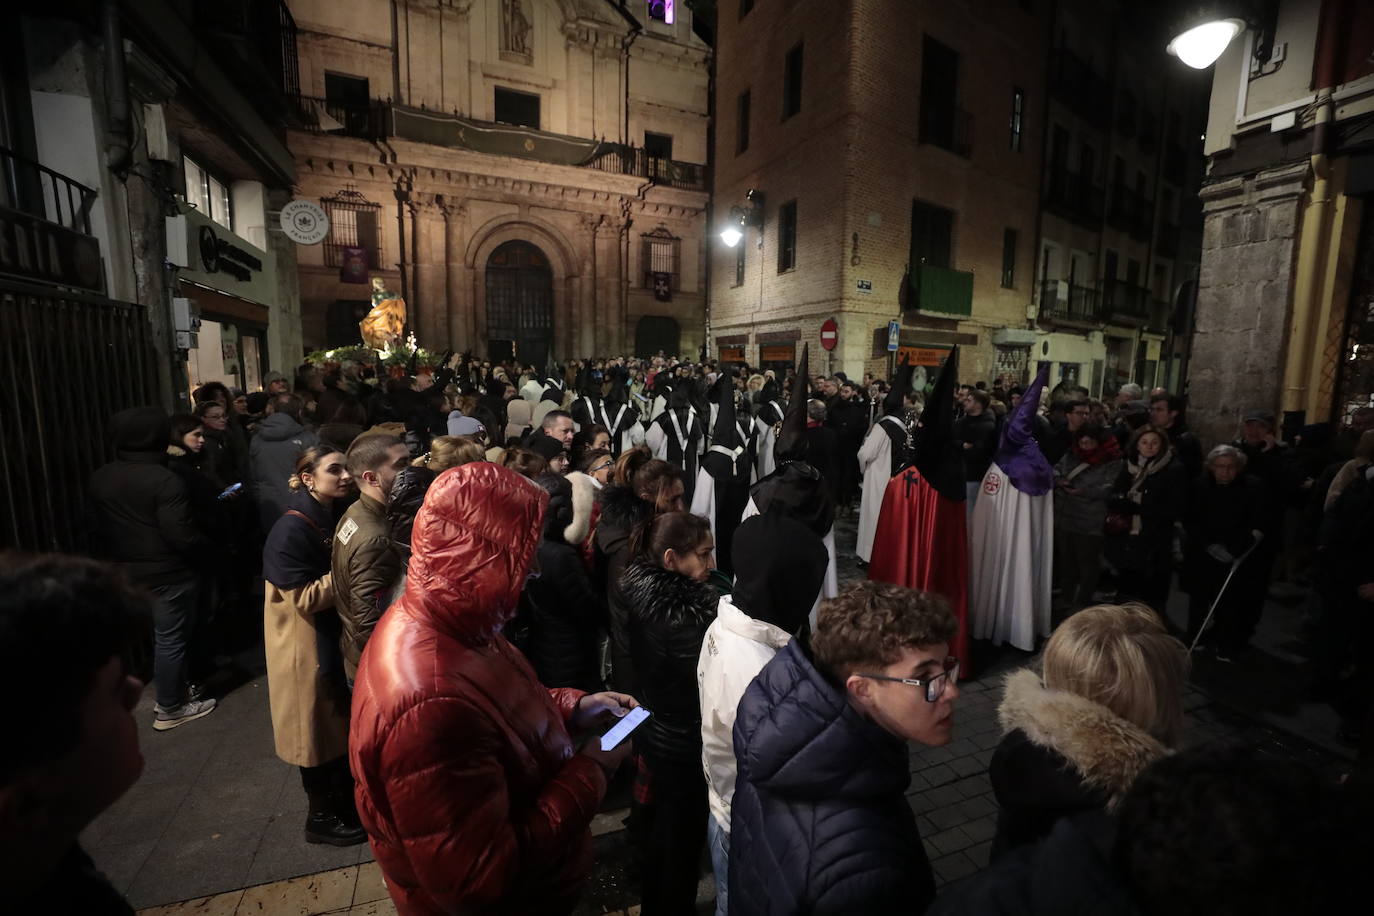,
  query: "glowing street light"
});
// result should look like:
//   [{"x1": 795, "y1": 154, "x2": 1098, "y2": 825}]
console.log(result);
[
  {"x1": 719, "y1": 224, "x2": 744, "y2": 248},
  {"x1": 1167, "y1": 19, "x2": 1245, "y2": 69}
]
